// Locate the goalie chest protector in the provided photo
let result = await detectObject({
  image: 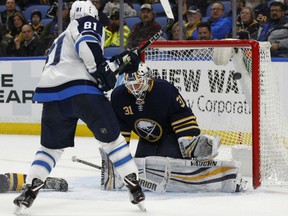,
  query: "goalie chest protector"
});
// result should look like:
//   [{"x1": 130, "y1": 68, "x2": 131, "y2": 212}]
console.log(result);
[{"x1": 111, "y1": 79, "x2": 199, "y2": 143}]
